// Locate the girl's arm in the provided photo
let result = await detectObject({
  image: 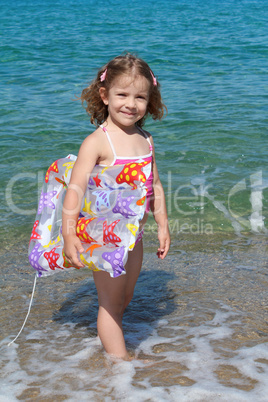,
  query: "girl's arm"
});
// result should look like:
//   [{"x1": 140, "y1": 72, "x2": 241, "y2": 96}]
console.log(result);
[
  {"x1": 150, "y1": 137, "x2": 170, "y2": 259},
  {"x1": 62, "y1": 132, "x2": 101, "y2": 267}
]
